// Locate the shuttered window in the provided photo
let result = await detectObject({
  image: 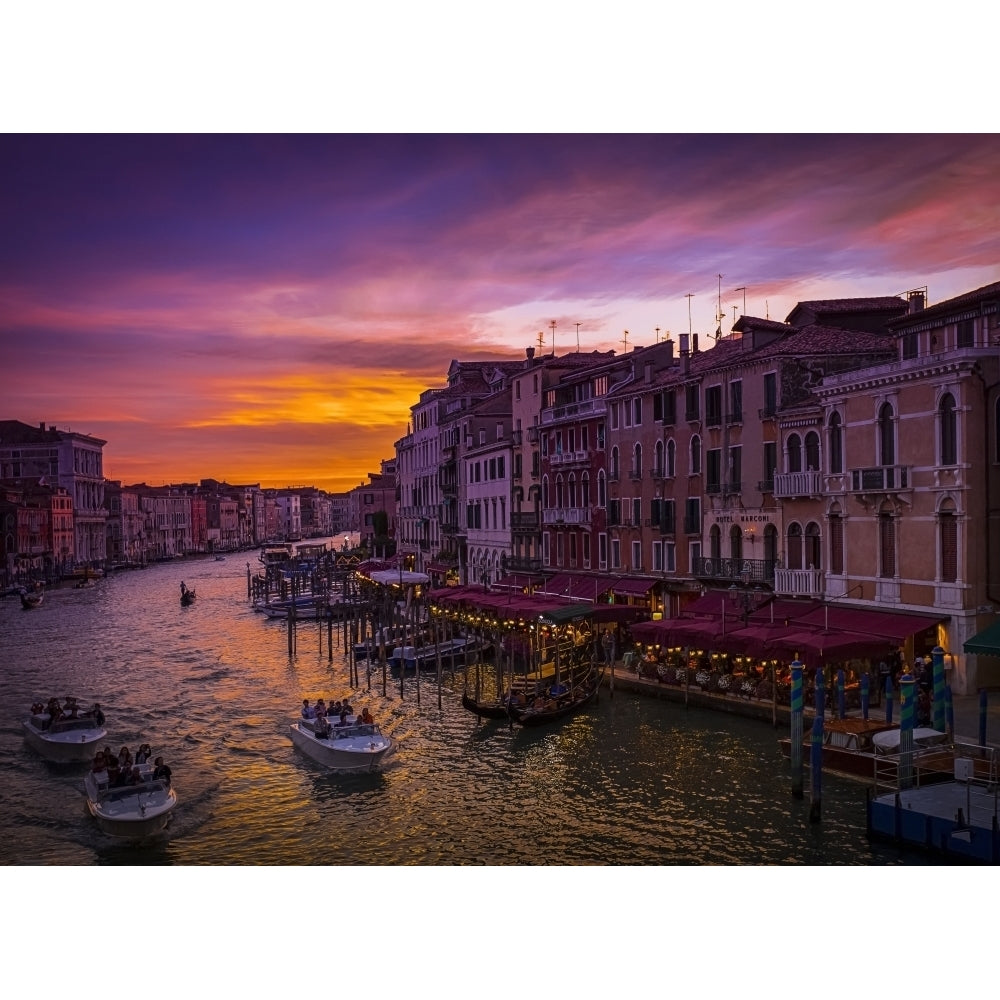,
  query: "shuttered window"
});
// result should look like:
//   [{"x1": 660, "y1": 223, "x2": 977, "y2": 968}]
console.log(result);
[
  {"x1": 879, "y1": 512, "x2": 895, "y2": 577},
  {"x1": 940, "y1": 512, "x2": 957, "y2": 582},
  {"x1": 830, "y1": 513, "x2": 844, "y2": 575}
]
